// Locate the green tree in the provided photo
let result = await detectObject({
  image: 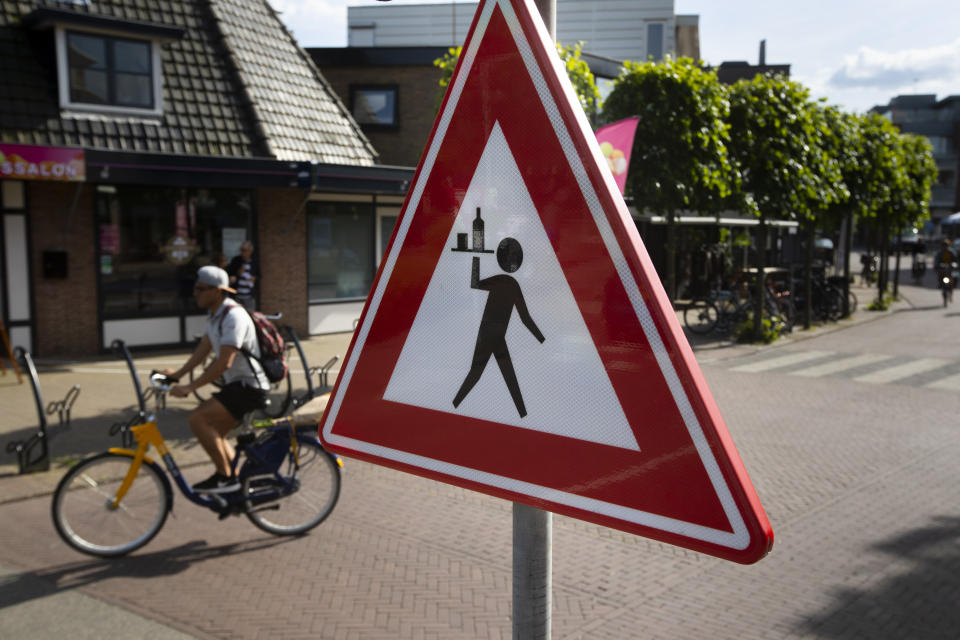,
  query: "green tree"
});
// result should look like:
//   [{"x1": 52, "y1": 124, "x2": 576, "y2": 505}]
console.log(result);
[
  {"x1": 846, "y1": 113, "x2": 902, "y2": 305},
  {"x1": 433, "y1": 41, "x2": 601, "y2": 118},
  {"x1": 726, "y1": 74, "x2": 843, "y2": 340},
  {"x1": 798, "y1": 104, "x2": 852, "y2": 328},
  {"x1": 433, "y1": 46, "x2": 462, "y2": 112},
  {"x1": 887, "y1": 133, "x2": 938, "y2": 297},
  {"x1": 602, "y1": 58, "x2": 736, "y2": 300}
]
